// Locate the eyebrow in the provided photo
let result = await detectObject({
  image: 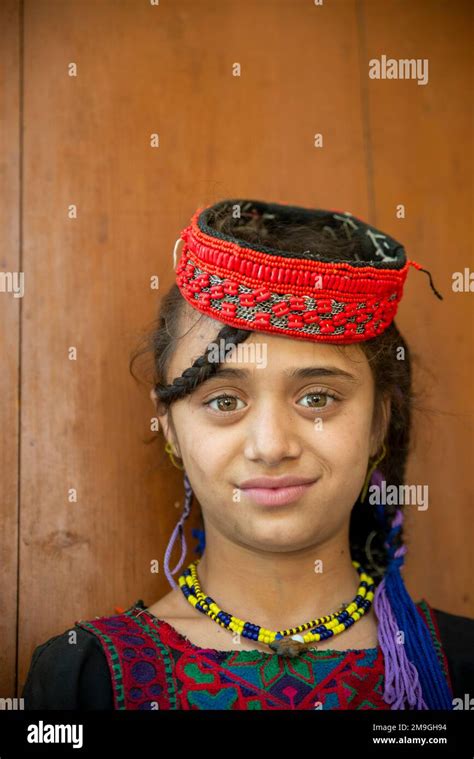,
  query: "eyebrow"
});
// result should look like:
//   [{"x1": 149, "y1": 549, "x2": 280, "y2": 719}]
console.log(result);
[{"x1": 201, "y1": 365, "x2": 359, "y2": 384}]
